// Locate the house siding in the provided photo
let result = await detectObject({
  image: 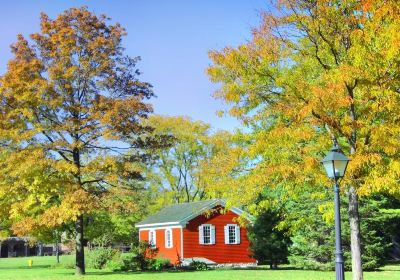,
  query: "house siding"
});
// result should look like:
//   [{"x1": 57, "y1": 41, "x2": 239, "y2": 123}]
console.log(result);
[
  {"x1": 183, "y1": 207, "x2": 256, "y2": 264},
  {"x1": 139, "y1": 227, "x2": 182, "y2": 264}
]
